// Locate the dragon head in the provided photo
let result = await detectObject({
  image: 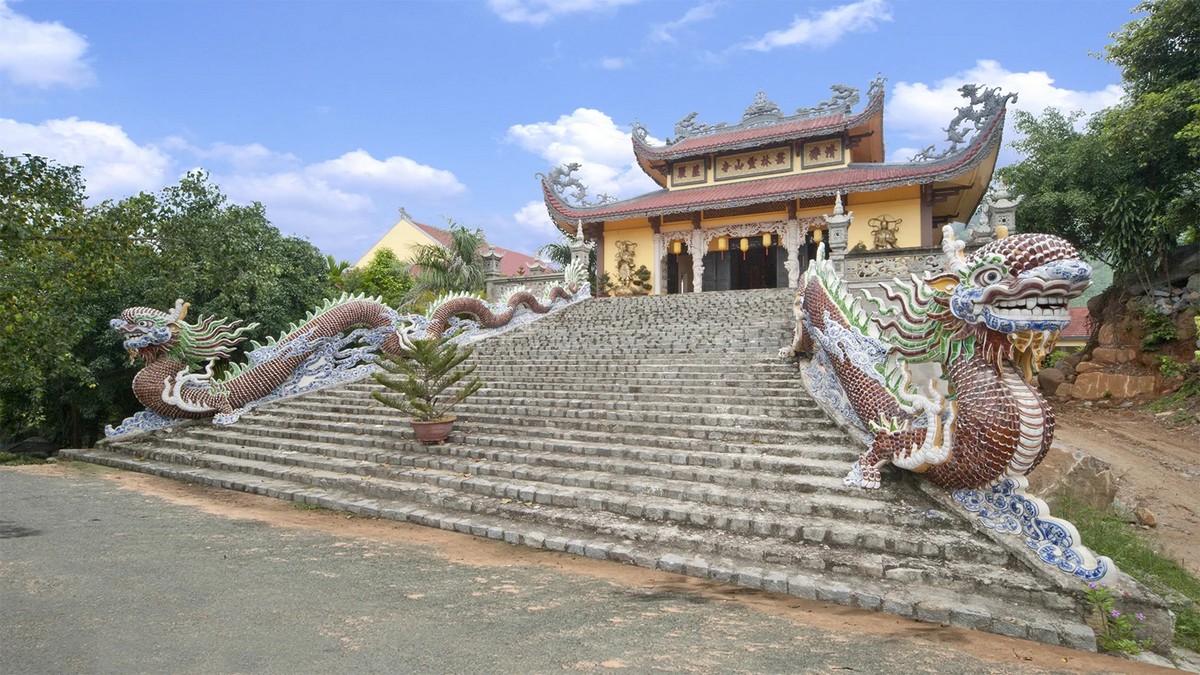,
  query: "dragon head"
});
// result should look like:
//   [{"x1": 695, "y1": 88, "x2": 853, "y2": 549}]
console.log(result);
[
  {"x1": 110, "y1": 299, "x2": 189, "y2": 363},
  {"x1": 928, "y1": 226, "x2": 1091, "y2": 380},
  {"x1": 110, "y1": 299, "x2": 258, "y2": 366}
]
